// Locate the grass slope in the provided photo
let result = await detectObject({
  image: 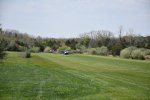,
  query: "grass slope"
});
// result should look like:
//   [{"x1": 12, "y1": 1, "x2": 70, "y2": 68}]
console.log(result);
[{"x1": 0, "y1": 52, "x2": 150, "y2": 100}]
